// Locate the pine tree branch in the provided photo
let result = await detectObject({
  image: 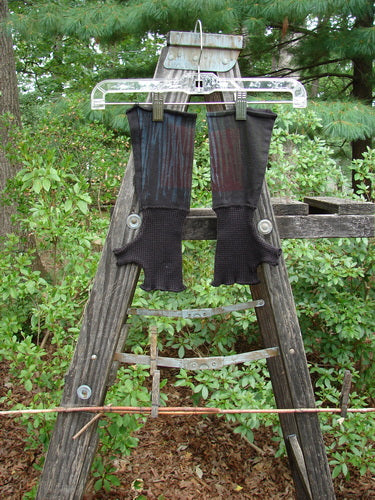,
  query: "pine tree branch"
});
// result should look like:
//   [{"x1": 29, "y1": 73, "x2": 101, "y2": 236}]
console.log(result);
[
  {"x1": 302, "y1": 73, "x2": 354, "y2": 82},
  {"x1": 270, "y1": 22, "x2": 318, "y2": 37},
  {"x1": 252, "y1": 57, "x2": 350, "y2": 78}
]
